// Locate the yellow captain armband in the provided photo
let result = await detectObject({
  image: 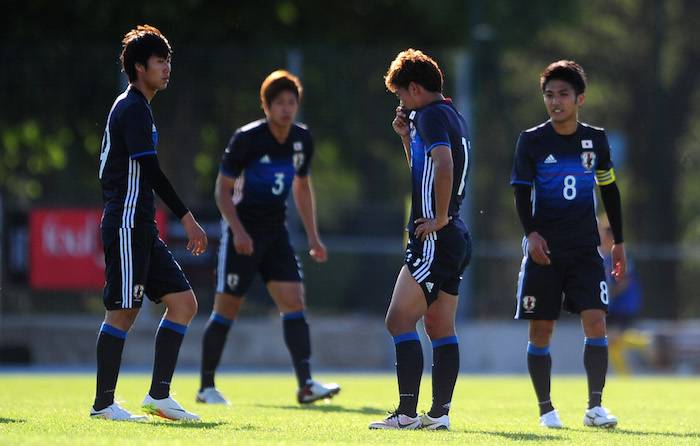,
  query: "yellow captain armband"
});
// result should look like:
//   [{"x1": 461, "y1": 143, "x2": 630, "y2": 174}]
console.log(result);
[{"x1": 595, "y1": 168, "x2": 616, "y2": 186}]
